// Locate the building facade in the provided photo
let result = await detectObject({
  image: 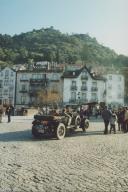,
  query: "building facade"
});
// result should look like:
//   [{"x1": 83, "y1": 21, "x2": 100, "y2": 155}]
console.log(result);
[
  {"x1": 16, "y1": 70, "x2": 63, "y2": 108},
  {"x1": 0, "y1": 67, "x2": 16, "y2": 106},
  {"x1": 0, "y1": 66, "x2": 125, "y2": 109},
  {"x1": 105, "y1": 74, "x2": 124, "y2": 106},
  {"x1": 62, "y1": 66, "x2": 106, "y2": 105}
]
